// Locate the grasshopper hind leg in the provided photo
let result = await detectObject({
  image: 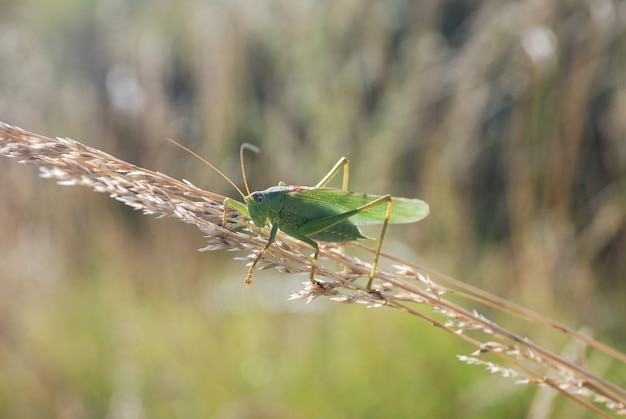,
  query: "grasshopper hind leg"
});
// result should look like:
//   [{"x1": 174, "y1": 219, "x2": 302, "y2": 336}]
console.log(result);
[
  {"x1": 315, "y1": 157, "x2": 349, "y2": 189},
  {"x1": 296, "y1": 194, "x2": 394, "y2": 292},
  {"x1": 366, "y1": 196, "x2": 393, "y2": 291}
]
